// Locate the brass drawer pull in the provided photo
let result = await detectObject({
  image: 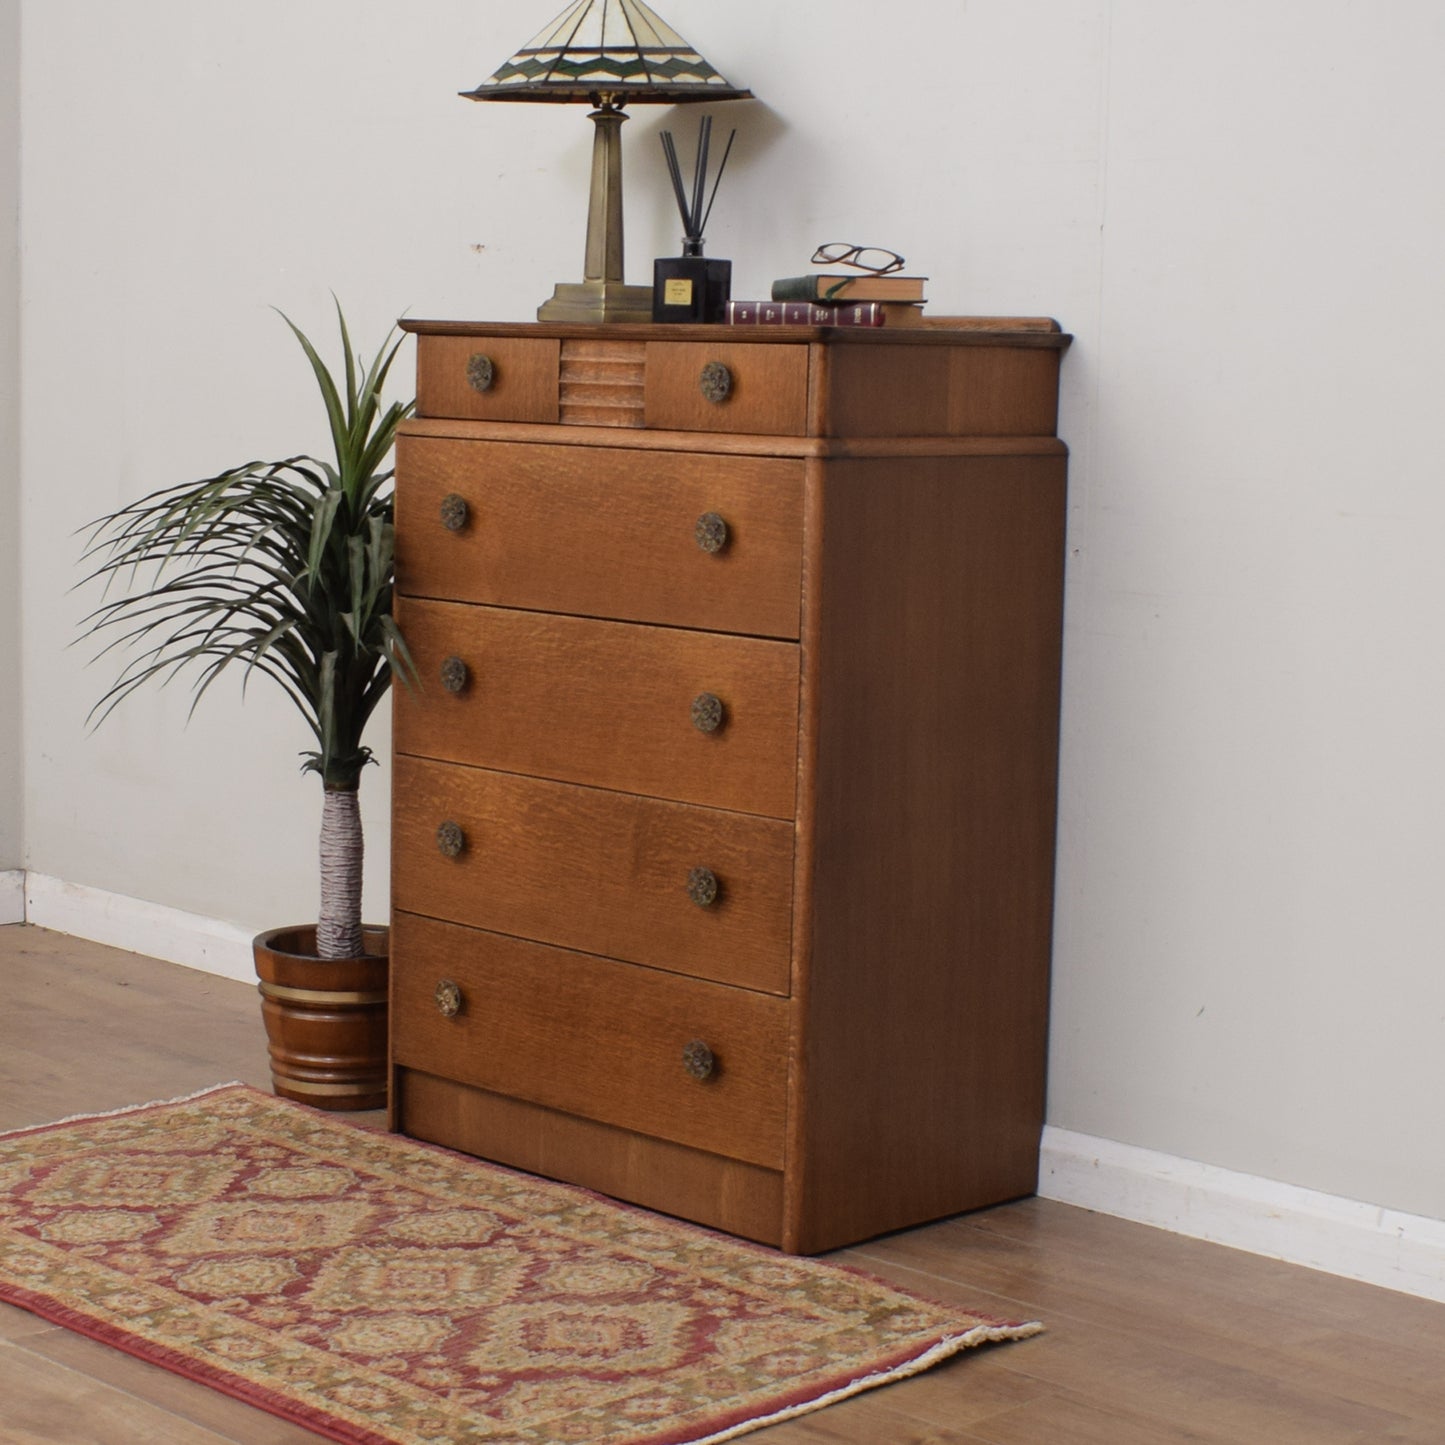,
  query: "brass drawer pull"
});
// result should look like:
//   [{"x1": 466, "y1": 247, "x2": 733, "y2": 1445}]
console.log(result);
[
  {"x1": 698, "y1": 361, "x2": 732, "y2": 404},
  {"x1": 686, "y1": 866, "x2": 719, "y2": 908},
  {"x1": 435, "y1": 979, "x2": 463, "y2": 1017},
  {"x1": 466, "y1": 353, "x2": 496, "y2": 393},
  {"x1": 436, "y1": 820, "x2": 466, "y2": 858},
  {"x1": 439, "y1": 656, "x2": 469, "y2": 693},
  {"x1": 682, "y1": 1039, "x2": 716, "y2": 1081},
  {"x1": 439, "y1": 493, "x2": 469, "y2": 531},
  {"x1": 695, "y1": 512, "x2": 729, "y2": 554},
  {"x1": 691, "y1": 692, "x2": 725, "y2": 733}
]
